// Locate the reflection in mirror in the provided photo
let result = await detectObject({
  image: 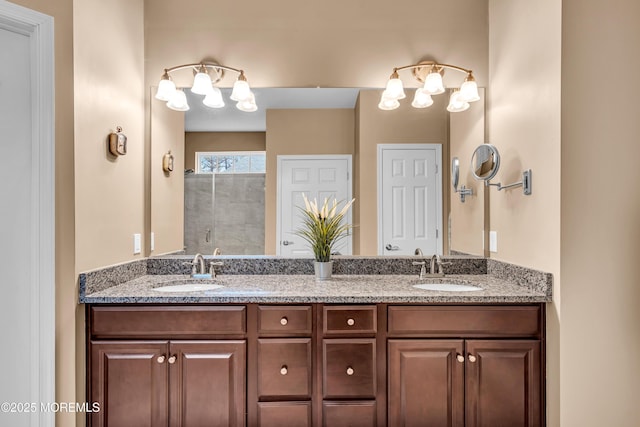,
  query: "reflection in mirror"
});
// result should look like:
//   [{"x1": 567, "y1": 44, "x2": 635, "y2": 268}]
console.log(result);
[
  {"x1": 451, "y1": 157, "x2": 460, "y2": 192},
  {"x1": 471, "y1": 144, "x2": 500, "y2": 181}
]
